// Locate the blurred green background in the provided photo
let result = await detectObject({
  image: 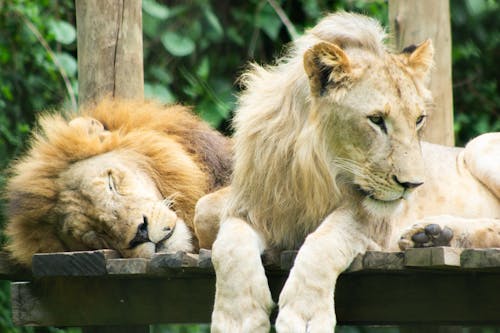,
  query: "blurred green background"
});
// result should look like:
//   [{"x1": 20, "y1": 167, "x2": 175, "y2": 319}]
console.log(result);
[{"x1": 0, "y1": 0, "x2": 499, "y2": 332}]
